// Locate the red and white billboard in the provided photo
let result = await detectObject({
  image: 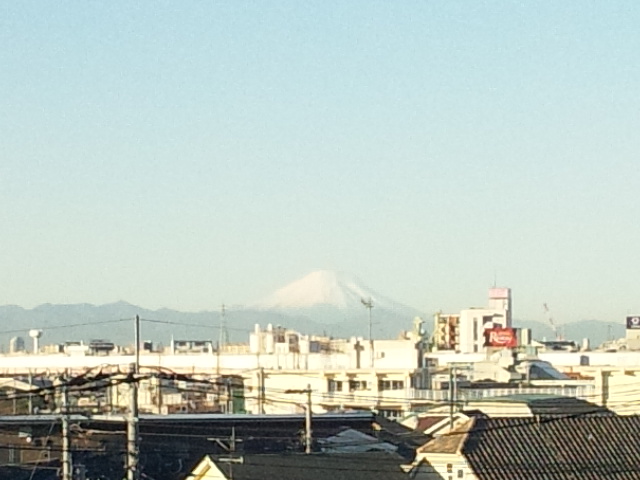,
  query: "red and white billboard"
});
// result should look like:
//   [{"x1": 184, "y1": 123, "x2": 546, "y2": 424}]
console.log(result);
[{"x1": 485, "y1": 327, "x2": 517, "y2": 348}]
